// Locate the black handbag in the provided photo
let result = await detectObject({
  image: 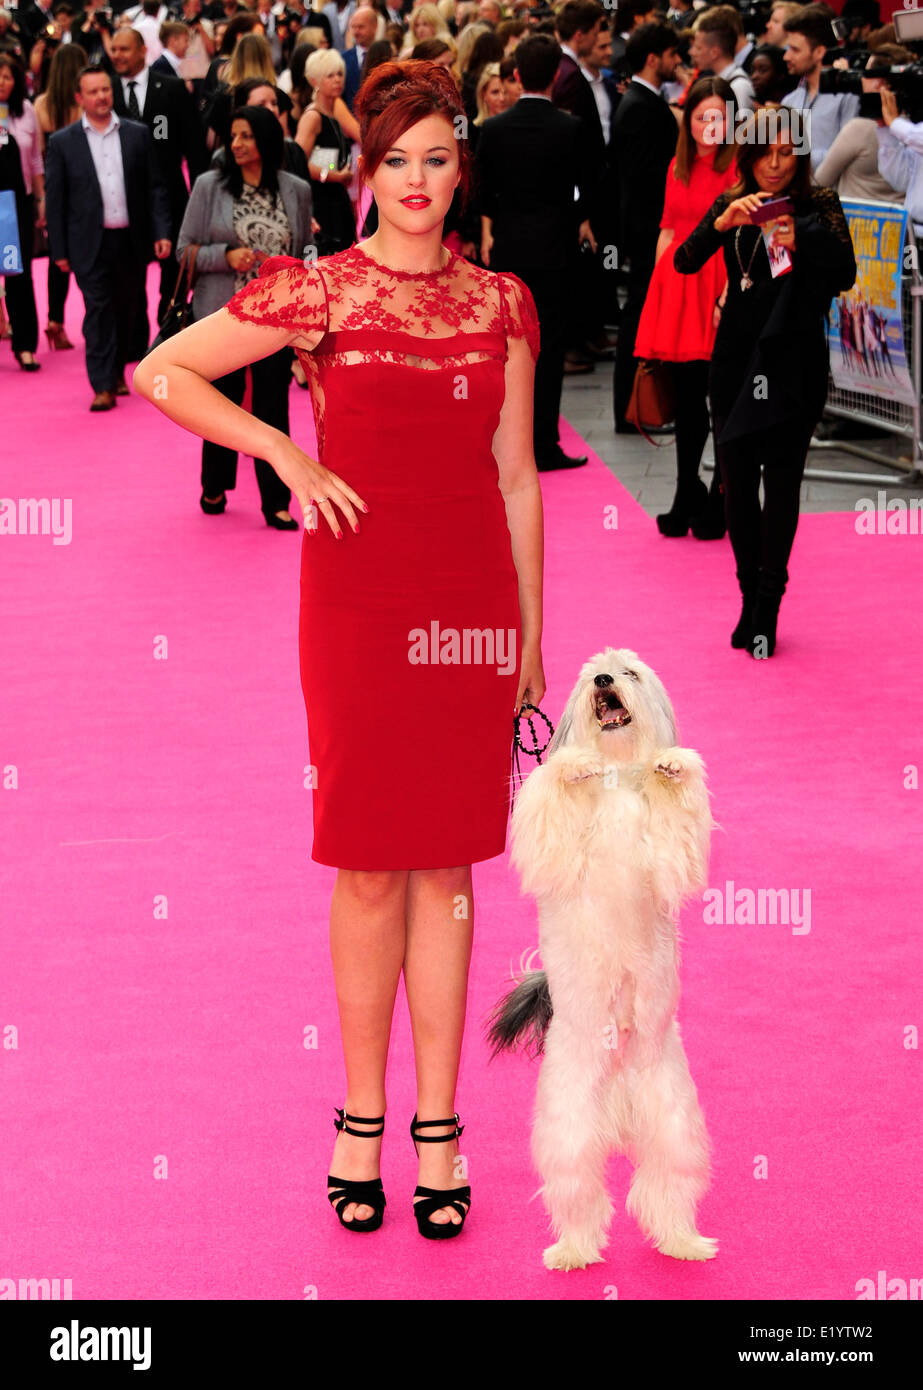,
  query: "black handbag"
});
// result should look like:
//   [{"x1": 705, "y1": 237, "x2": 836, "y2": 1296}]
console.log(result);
[{"x1": 145, "y1": 244, "x2": 199, "y2": 355}]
